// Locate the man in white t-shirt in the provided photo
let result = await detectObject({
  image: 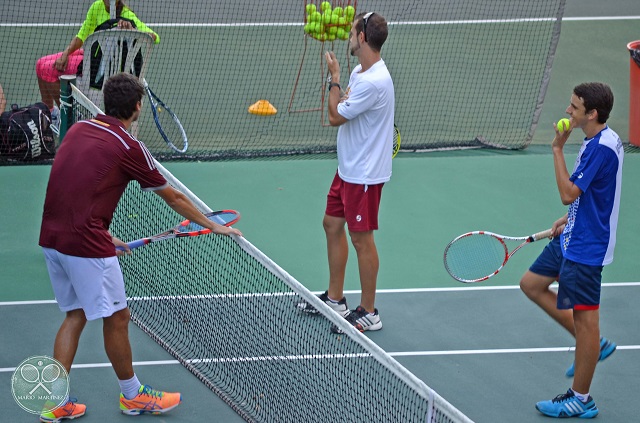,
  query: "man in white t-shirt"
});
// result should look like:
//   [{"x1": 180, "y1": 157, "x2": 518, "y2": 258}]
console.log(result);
[
  {"x1": 296, "y1": 12, "x2": 394, "y2": 334},
  {"x1": 520, "y1": 82, "x2": 623, "y2": 418}
]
